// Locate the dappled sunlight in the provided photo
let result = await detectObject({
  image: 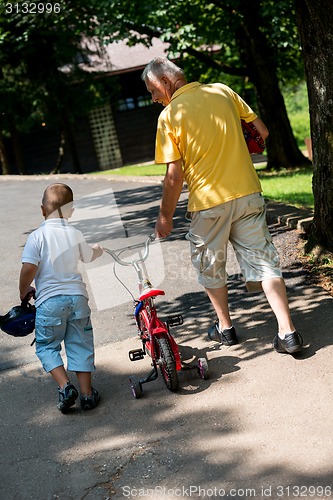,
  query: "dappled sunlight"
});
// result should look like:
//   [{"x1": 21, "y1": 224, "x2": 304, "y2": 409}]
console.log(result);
[
  {"x1": 3, "y1": 337, "x2": 333, "y2": 495},
  {"x1": 57, "y1": 434, "x2": 141, "y2": 462},
  {"x1": 2, "y1": 177, "x2": 333, "y2": 498}
]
